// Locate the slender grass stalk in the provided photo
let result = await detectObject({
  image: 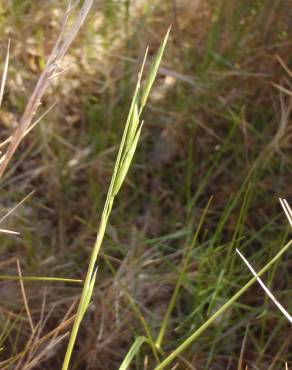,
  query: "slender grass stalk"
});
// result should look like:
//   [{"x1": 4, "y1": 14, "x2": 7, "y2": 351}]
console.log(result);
[
  {"x1": 279, "y1": 198, "x2": 292, "y2": 228},
  {"x1": 0, "y1": 0, "x2": 94, "y2": 178},
  {"x1": 102, "y1": 254, "x2": 162, "y2": 363},
  {"x1": 206, "y1": 268, "x2": 225, "y2": 316},
  {"x1": 0, "y1": 275, "x2": 82, "y2": 283},
  {"x1": 0, "y1": 229, "x2": 20, "y2": 235},
  {"x1": 155, "y1": 196, "x2": 213, "y2": 349},
  {"x1": 0, "y1": 39, "x2": 10, "y2": 108},
  {"x1": 118, "y1": 336, "x2": 147, "y2": 370},
  {"x1": 154, "y1": 238, "x2": 292, "y2": 370},
  {"x1": 237, "y1": 323, "x2": 249, "y2": 370},
  {"x1": 61, "y1": 28, "x2": 170, "y2": 370}
]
